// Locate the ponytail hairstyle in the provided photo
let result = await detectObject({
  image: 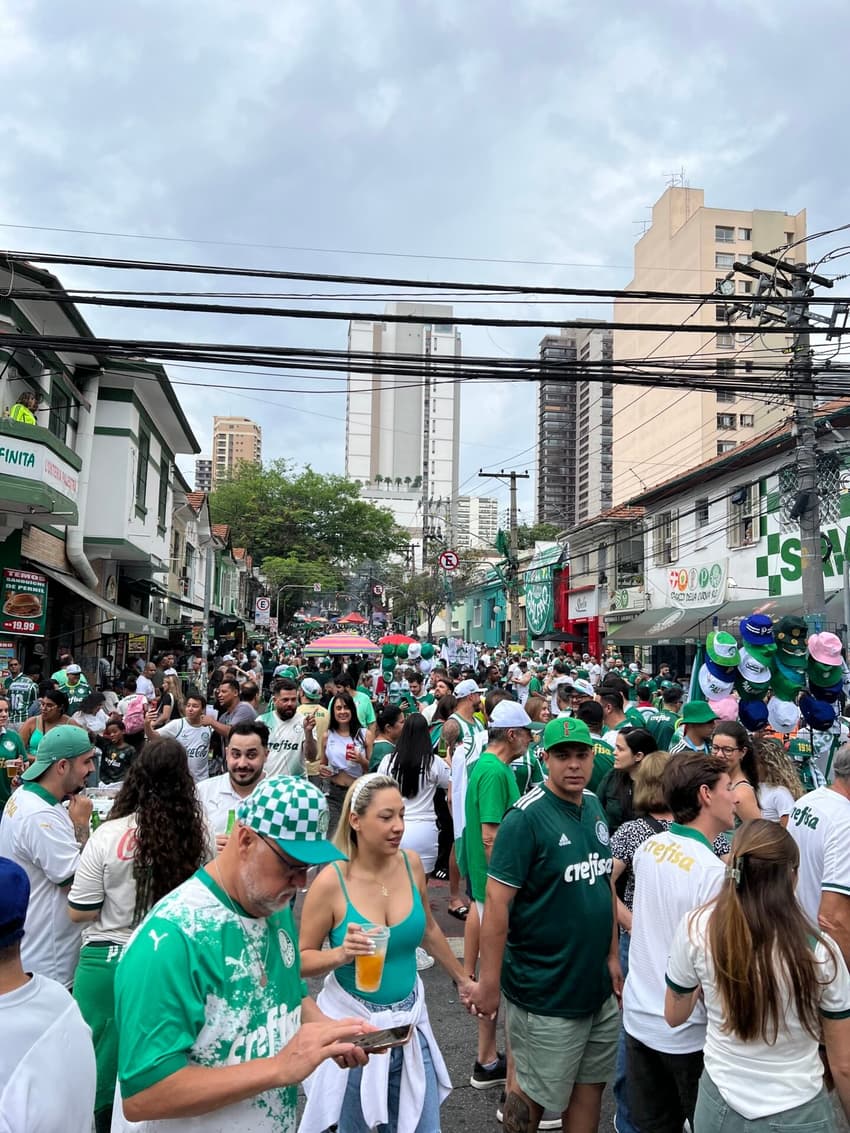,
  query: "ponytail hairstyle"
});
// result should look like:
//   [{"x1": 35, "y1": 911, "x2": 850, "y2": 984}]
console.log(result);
[{"x1": 704, "y1": 819, "x2": 834, "y2": 1042}]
